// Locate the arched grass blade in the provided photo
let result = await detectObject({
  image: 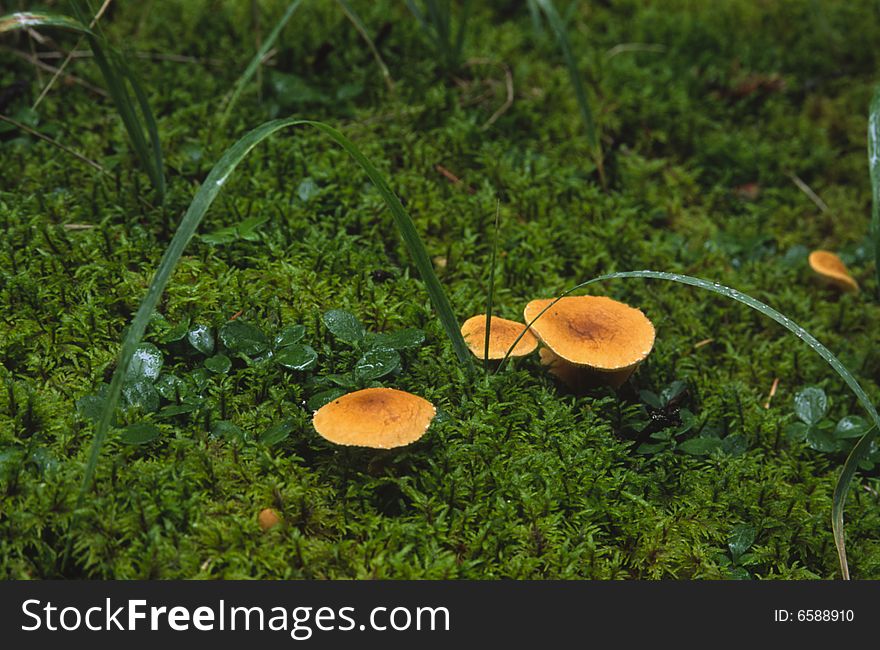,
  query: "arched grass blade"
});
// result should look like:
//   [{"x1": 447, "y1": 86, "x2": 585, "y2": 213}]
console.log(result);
[
  {"x1": 68, "y1": 118, "x2": 472, "y2": 562},
  {"x1": 499, "y1": 269, "x2": 879, "y2": 579},
  {"x1": 219, "y1": 0, "x2": 304, "y2": 125},
  {"x1": 868, "y1": 85, "x2": 880, "y2": 299},
  {"x1": 0, "y1": 11, "x2": 165, "y2": 203}
]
